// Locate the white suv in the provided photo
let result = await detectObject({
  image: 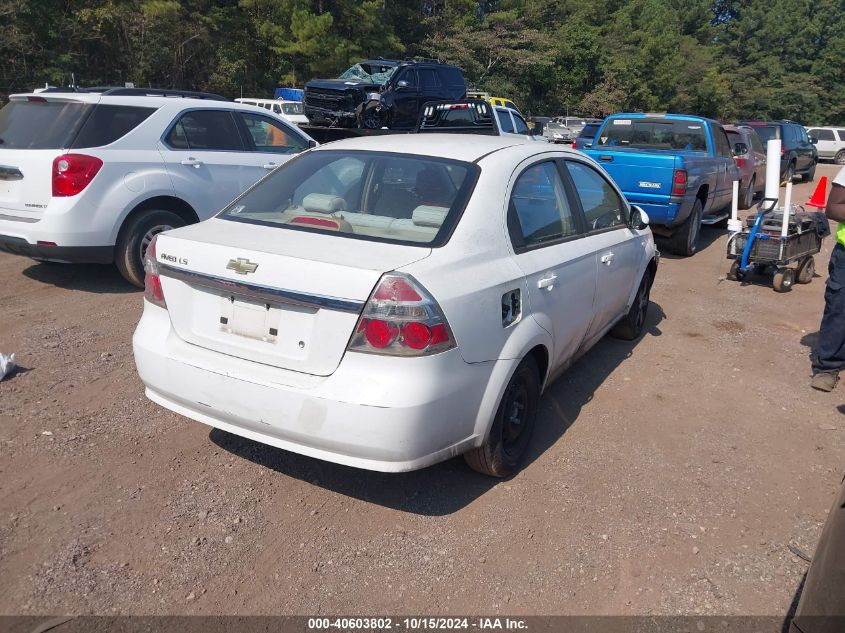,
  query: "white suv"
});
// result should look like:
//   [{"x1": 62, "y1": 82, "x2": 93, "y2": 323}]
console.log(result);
[
  {"x1": 0, "y1": 88, "x2": 316, "y2": 286},
  {"x1": 806, "y1": 126, "x2": 845, "y2": 165}
]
